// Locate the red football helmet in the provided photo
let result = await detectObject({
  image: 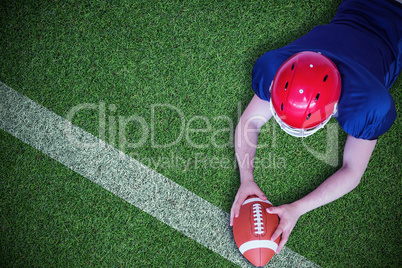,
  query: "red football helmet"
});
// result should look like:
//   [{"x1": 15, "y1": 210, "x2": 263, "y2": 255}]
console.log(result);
[{"x1": 270, "y1": 51, "x2": 341, "y2": 137}]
